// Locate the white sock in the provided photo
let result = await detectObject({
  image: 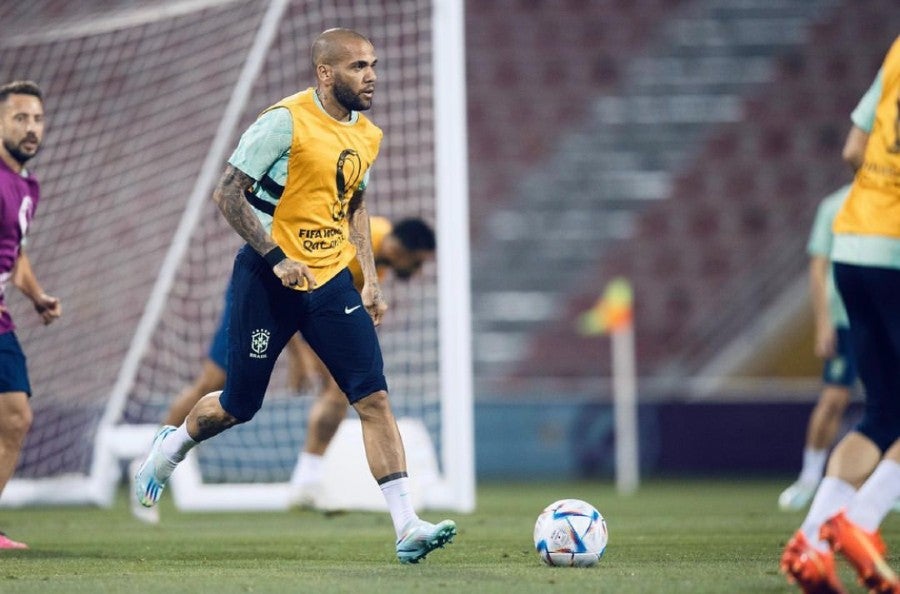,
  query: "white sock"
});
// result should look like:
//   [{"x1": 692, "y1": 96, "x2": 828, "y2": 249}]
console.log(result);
[
  {"x1": 159, "y1": 423, "x2": 197, "y2": 463},
  {"x1": 846, "y1": 459, "x2": 900, "y2": 532},
  {"x1": 798, "y1": 447, "x2": 828, "y2": 485},
  {"x1": 290, "y1": 452, "x2": 324, "y2": 487},
  {"x1": 801, "y1": 476, "x2": 855, "y2": 551},
  {"x1": 379, "y1": 475, "x2": 419, "y2": 539}
]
